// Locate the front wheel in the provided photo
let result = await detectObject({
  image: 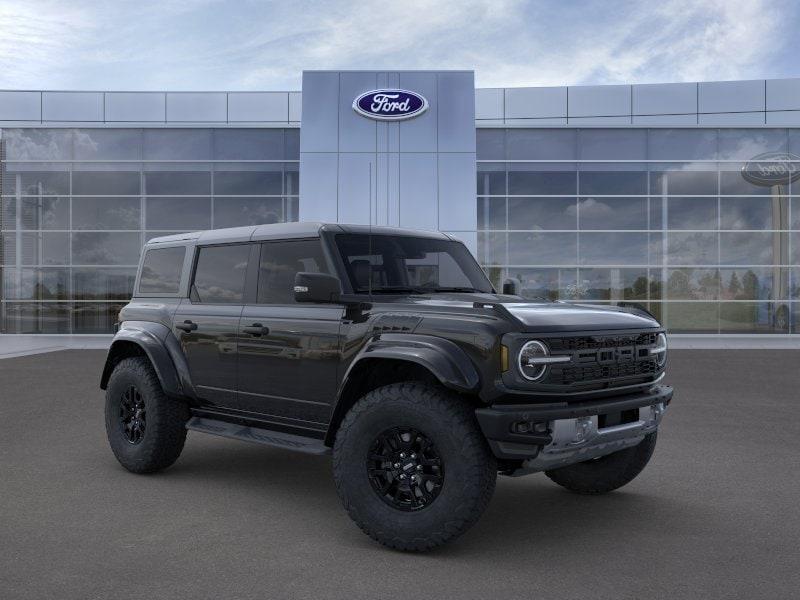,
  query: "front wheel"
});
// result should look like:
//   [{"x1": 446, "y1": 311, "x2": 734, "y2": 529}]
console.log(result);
[
  {"x1": 545, "y1": 432, "x2": 658, "y2": 494},
  {"x1": 333, "y1": 383, "x2": 497, "y2": 552}
]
